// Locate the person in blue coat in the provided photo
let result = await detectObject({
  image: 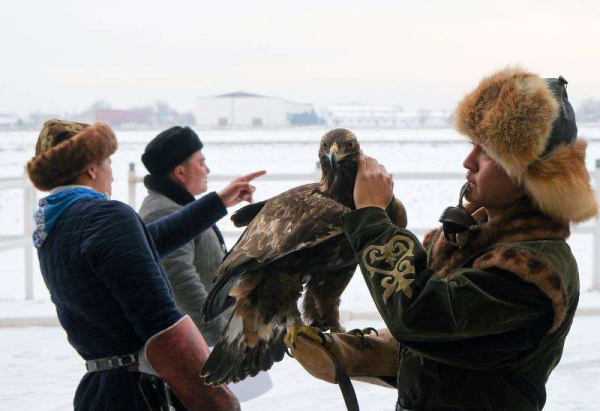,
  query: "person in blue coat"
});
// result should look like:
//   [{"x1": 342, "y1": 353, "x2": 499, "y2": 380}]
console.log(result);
[{"x1": 26, "y1": 120, "x2": 254, "y2": 410}]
